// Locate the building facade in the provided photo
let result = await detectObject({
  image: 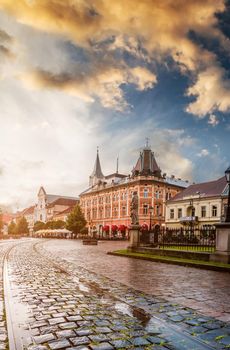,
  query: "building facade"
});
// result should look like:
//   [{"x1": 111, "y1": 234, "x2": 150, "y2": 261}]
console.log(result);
[
  {"x1": 80, "y1": 145, "x2": 189, "y2": 235},
  {"x1": 165, "y1": 176, "x2": 228, "y2": 228},
  {"x1": 34, "y1": 187, "x2": 79, "y2": 223}
]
